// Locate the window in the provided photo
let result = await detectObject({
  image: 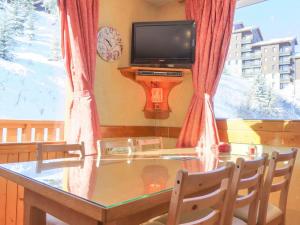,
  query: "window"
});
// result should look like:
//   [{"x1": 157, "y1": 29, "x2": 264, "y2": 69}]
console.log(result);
[
  {"x1": 0, "y1": 0, "x2": 65, "y2": 119},
  {"x1": 215, "y1": 0, "x2": 300, "y2": 120}
]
